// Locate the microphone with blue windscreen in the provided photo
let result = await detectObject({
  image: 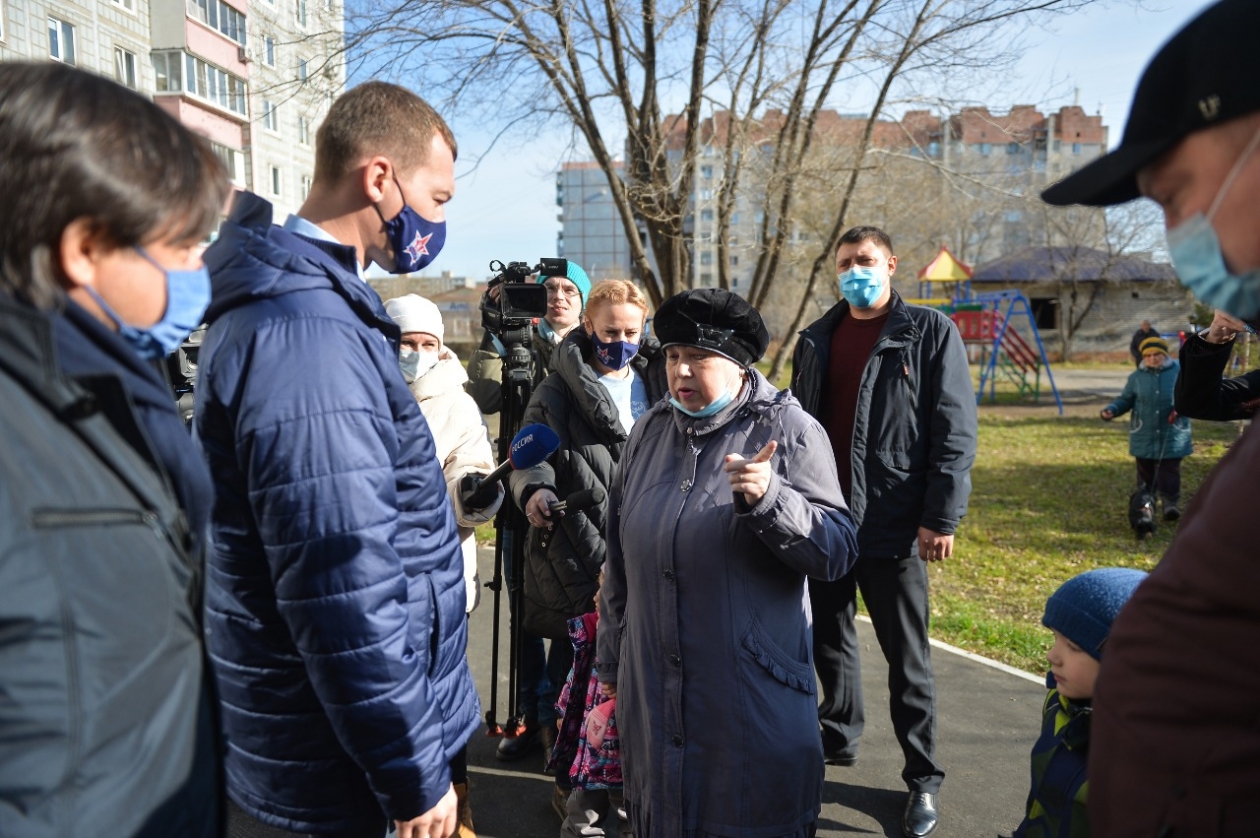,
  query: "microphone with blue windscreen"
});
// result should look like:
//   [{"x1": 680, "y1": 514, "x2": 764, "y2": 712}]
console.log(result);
[{"x1": 460, "y1": 423, "x2": 560, "y2": 510}]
